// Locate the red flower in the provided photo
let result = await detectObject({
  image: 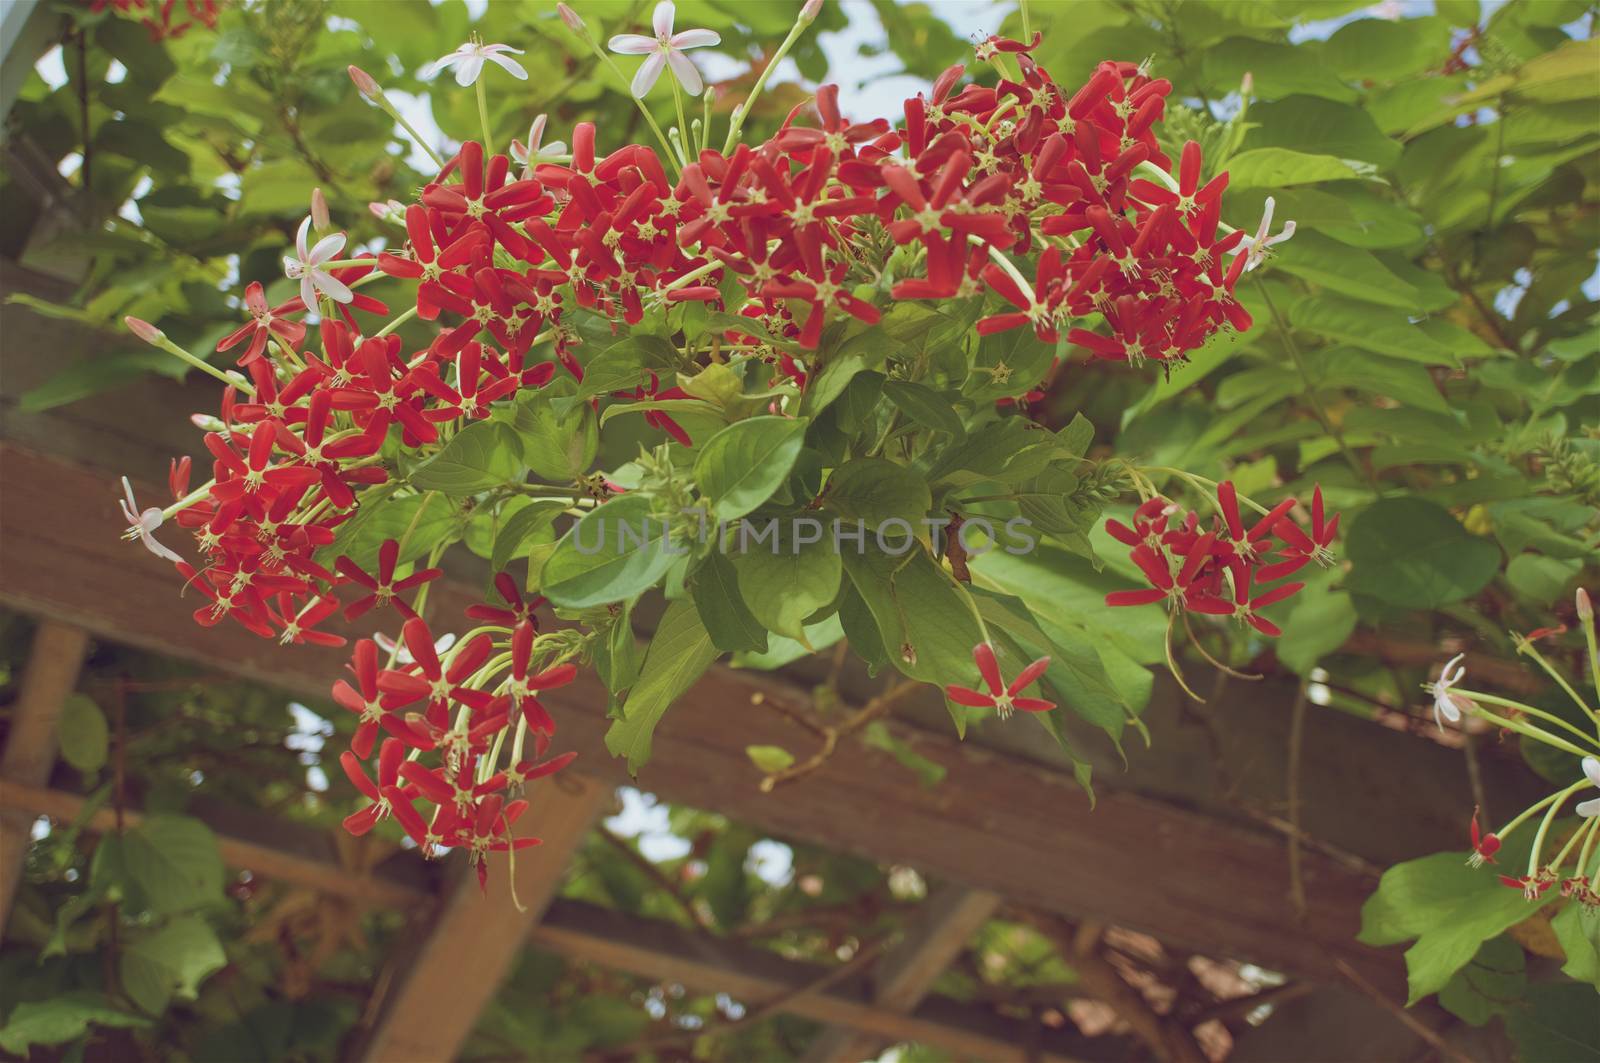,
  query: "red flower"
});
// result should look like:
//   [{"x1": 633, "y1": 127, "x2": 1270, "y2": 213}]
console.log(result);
[
  {"x1": 339, "y1": 738, "x2": 419, "y2": 835},
  {"x1": 216, "y1": 282, "x2": 306, "y2": 366},
  {"x1": 1469, "y1": 807, "x2": 1500, "y2": 867},
  {"x1": 335, "y1": 539, "x2": 442, "y2": 621},
  {"x1": 944, "y1": 643, "x2": 1055, "y2": 719}
]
